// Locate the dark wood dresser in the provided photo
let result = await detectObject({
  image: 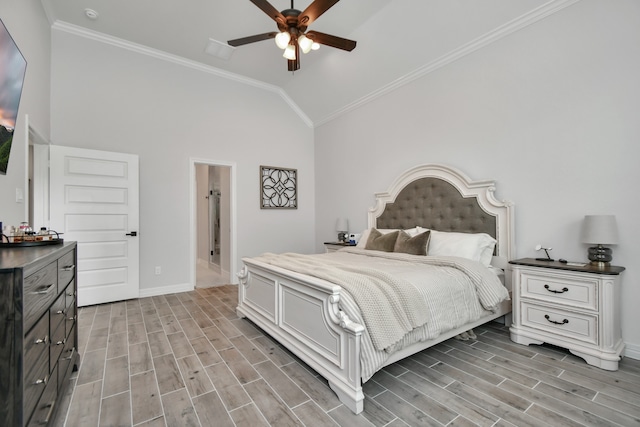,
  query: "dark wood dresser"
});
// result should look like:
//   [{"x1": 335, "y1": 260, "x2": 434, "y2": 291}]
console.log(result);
[{"x1": 0, "y1": 242, "x2": 79, "y2": 426}]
